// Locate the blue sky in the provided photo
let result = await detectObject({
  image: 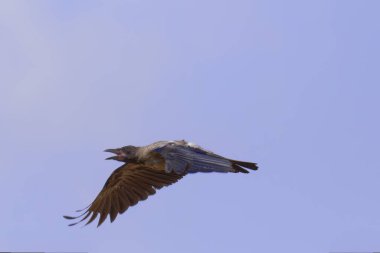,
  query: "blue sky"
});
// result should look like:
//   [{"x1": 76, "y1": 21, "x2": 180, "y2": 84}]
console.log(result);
[{"x1": 1, "y1": 1, "x2": 380, "y2": 252}]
